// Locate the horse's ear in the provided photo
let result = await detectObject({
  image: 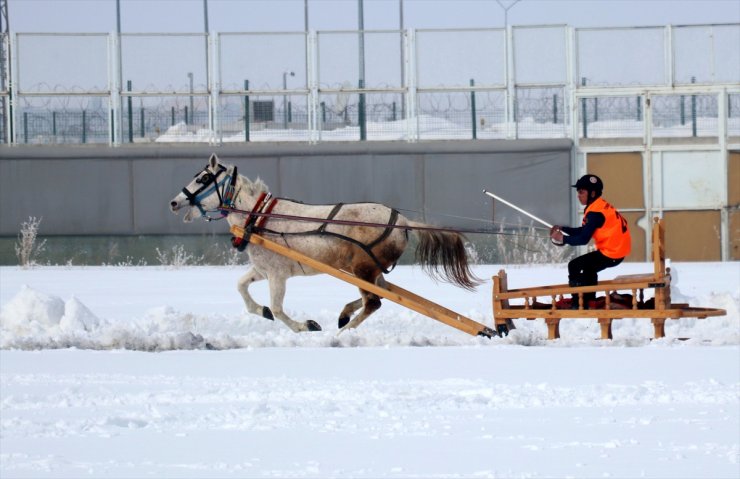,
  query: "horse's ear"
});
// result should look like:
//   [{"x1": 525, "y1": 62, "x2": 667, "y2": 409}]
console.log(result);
[{"x1": 208, "y1": 153, "x2": 219, "y2": 170}]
